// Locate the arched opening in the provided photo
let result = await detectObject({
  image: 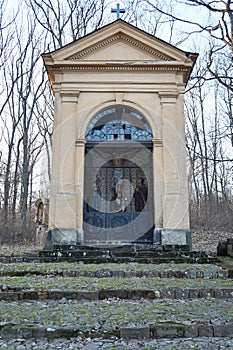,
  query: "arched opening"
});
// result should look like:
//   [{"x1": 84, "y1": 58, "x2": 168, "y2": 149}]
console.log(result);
[
  {"x1": 85, "y1": 105, "x2": 153, "y2": 142},
  {"x1": 83, "y1": 105, "x2": 154, "y2": 245}
]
